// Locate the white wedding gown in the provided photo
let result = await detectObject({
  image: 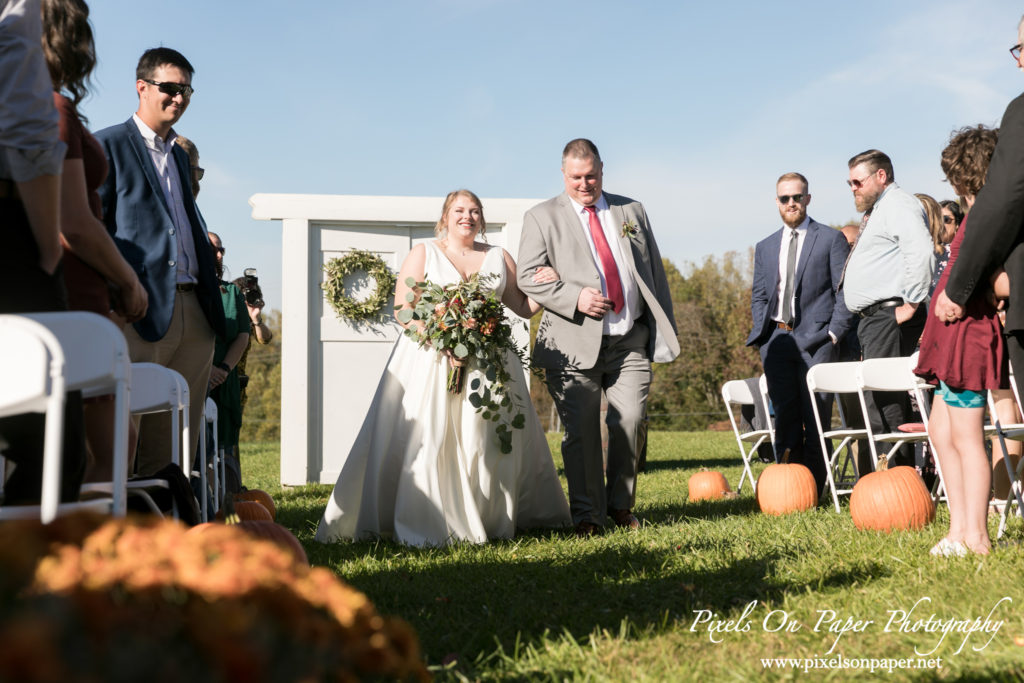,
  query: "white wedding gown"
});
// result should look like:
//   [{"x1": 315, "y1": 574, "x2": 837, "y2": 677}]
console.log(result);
[{"x1": 315, "y1": 242, "x2": 571, "y2": 546}]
